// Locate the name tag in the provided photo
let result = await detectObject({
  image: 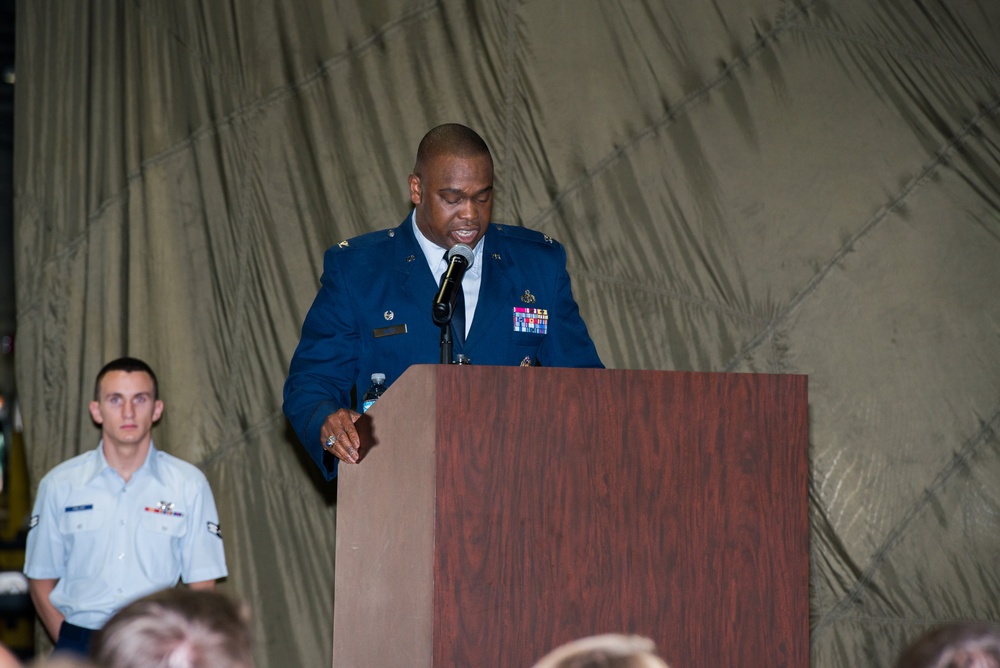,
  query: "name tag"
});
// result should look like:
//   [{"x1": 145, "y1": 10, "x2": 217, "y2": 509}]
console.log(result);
[
  {"x1": 513, "y1": 308, "x2": 548, "y2": 334},
  {"x1": 64, "y1": 504, "x2": 94, "y2": 513},
  {"x1": 374, "y1": 324, "x2": 408, "y2": 338}
]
